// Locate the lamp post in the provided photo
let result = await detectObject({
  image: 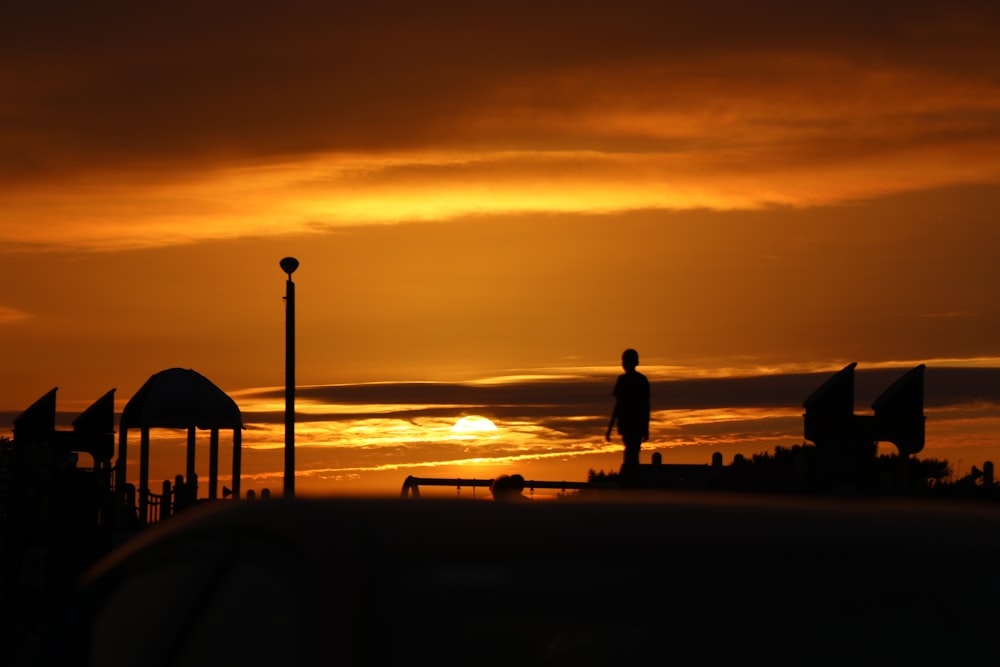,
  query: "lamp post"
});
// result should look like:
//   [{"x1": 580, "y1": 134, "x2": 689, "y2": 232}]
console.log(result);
[{"x1": 280, "y1": 256, "x2": 299, "y2": 498}]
